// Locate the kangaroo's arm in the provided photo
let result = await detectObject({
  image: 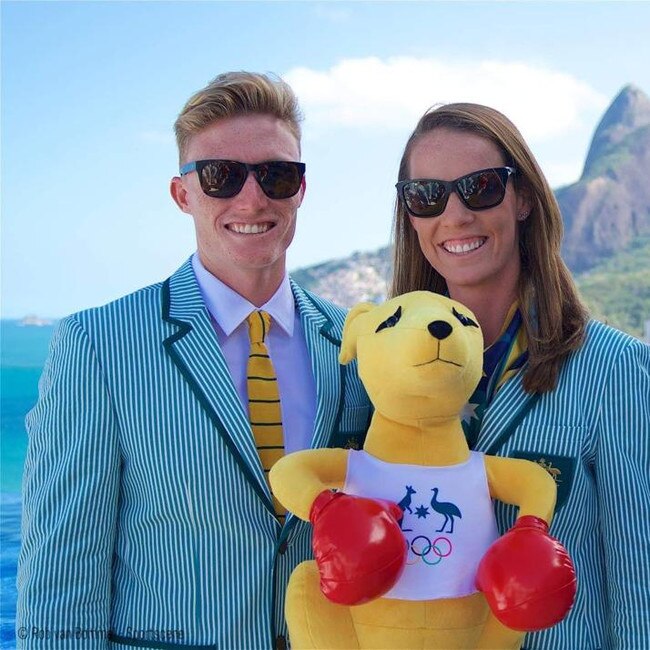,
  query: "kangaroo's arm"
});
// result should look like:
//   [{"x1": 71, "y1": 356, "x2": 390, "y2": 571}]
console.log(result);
[
  {"x1": 485, "y1": 456, "x2": 556, "y2": 524},
  {"x1": 269, "y1": 448, "x2": 349, "y2": 521}
]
